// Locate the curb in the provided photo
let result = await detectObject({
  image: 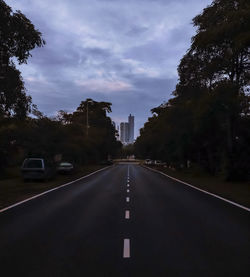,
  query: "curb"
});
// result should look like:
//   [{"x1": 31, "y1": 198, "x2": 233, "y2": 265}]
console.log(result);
[
  {"x1": 142, "y1": 165, "x2": 250, "y2": 212},
  {"x1": 0, "y1": 166, "x2": 111, "y2": 214}
]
